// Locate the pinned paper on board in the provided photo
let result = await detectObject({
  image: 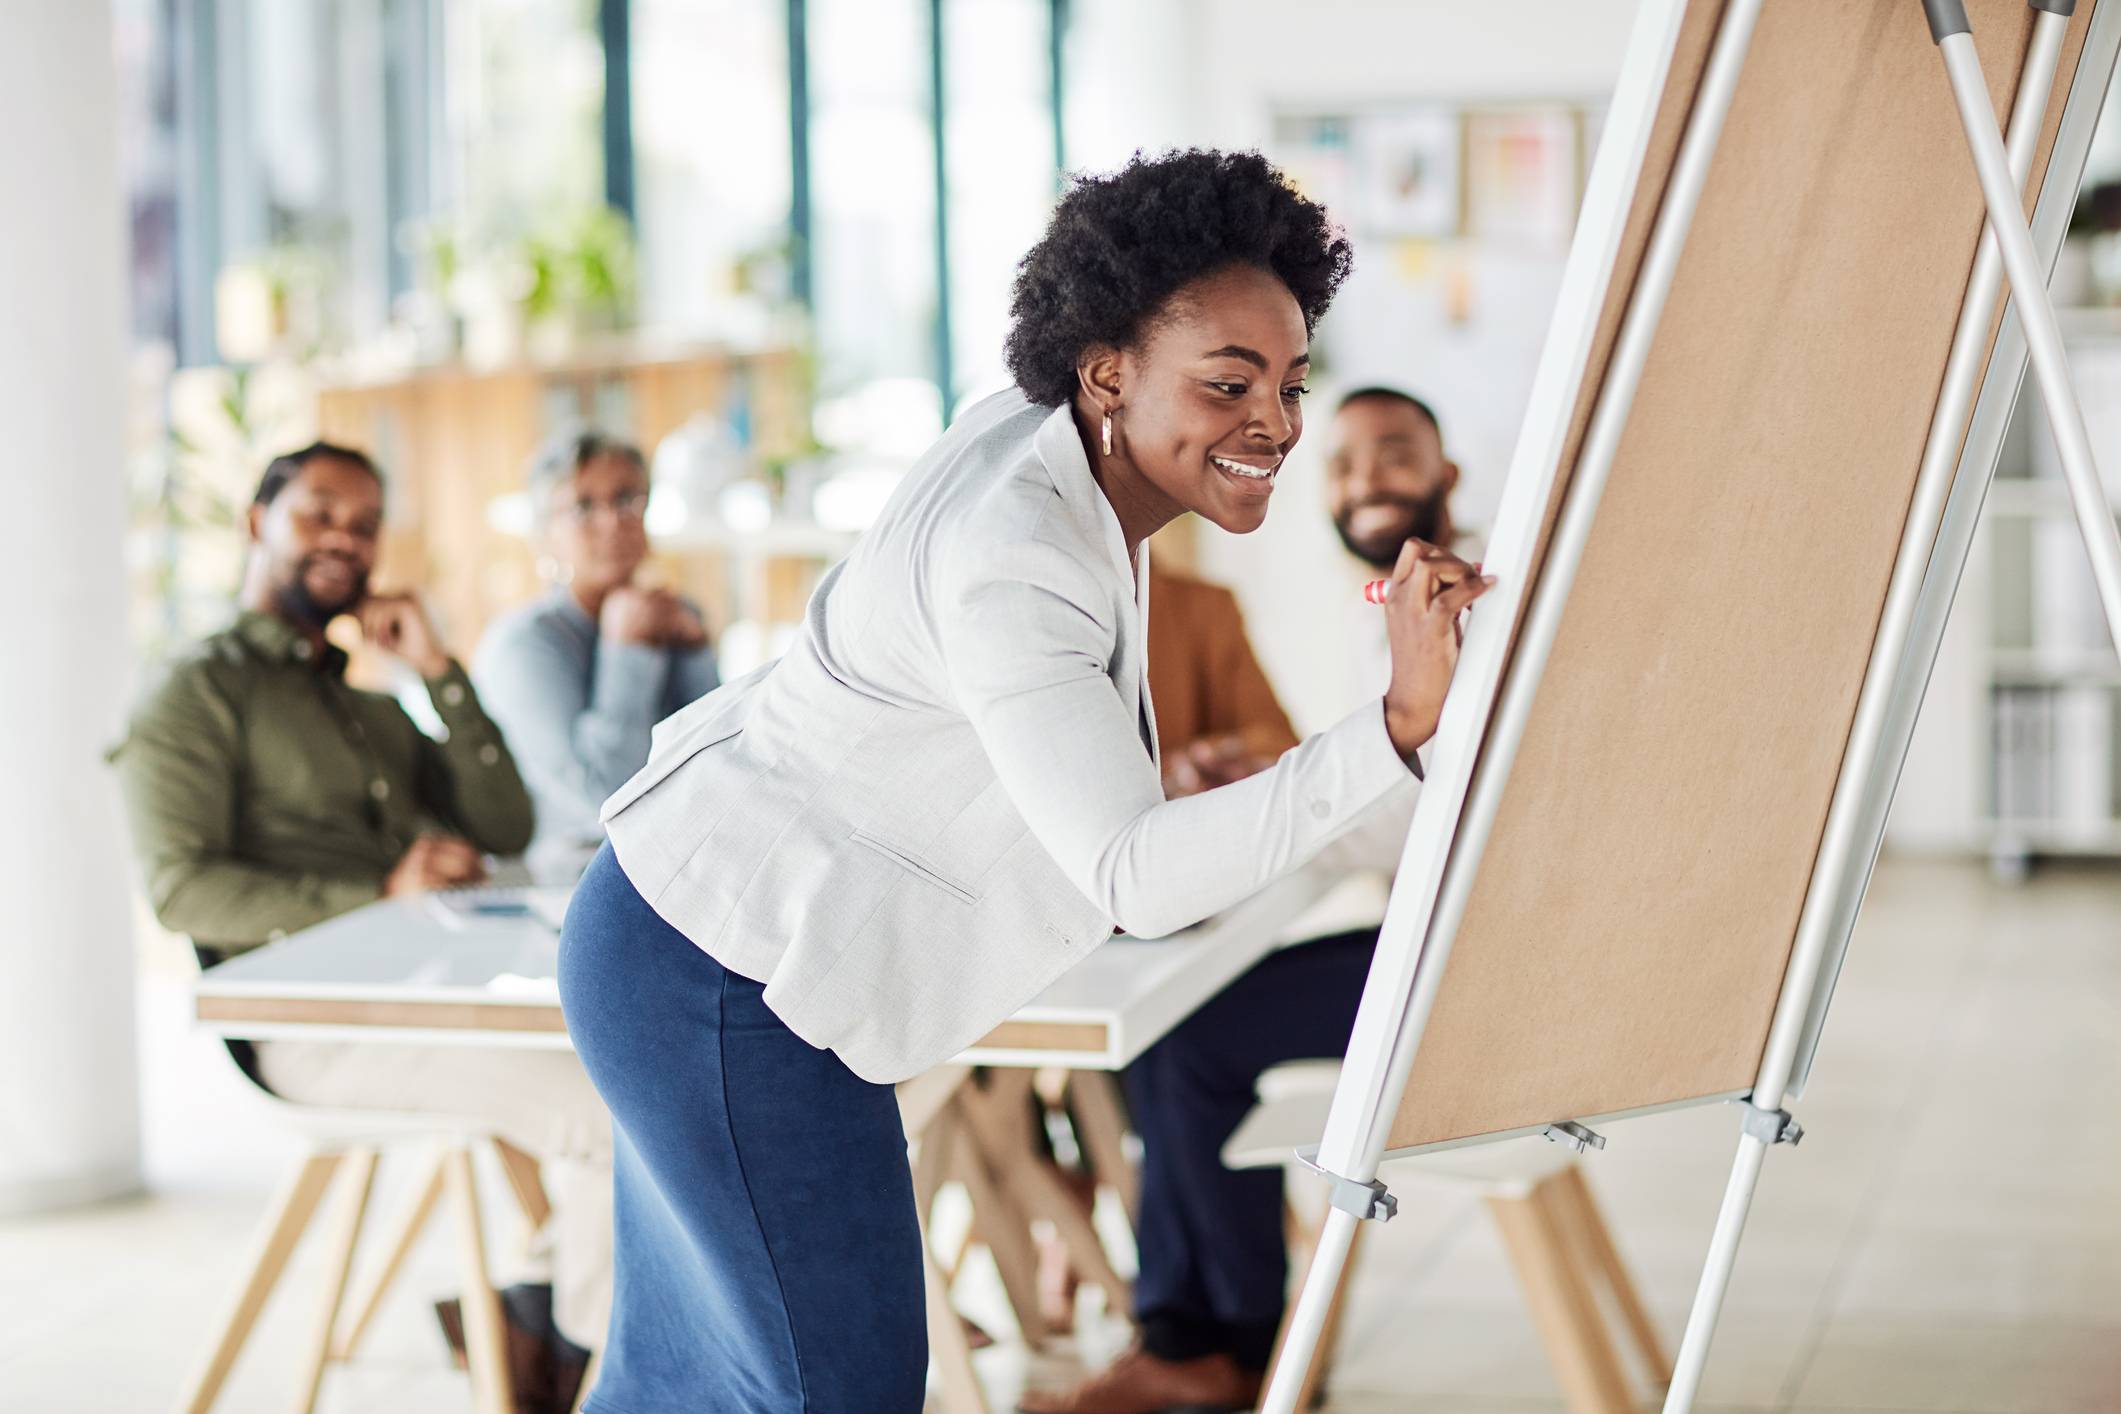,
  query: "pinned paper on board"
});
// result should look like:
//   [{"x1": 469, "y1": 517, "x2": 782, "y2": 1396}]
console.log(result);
[
  {"x1": 1353, "y1": 108, "x2": 1462, "y2": 237},
  {"x1": 1463, "y1": 106, "x2": 1583, "y2": 249}
]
